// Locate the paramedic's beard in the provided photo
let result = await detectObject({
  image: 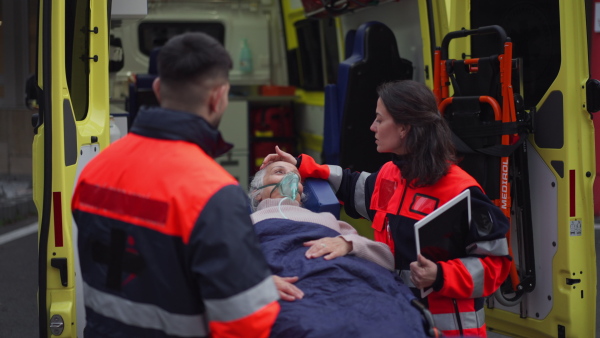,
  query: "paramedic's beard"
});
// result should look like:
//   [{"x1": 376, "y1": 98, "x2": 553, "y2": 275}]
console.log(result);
[
  {"x1": 209, "y1": 105, "x2": 226, "y2": 128},
  {"x1": 211, "y1": 115, "x2": 222, "y2": 129}
]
